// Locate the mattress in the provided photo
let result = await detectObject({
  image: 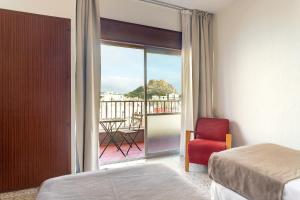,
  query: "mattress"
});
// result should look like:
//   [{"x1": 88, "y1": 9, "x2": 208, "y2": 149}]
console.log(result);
[
  {"x1": 37, "y1": 164, "x2": 203, "y2": 200},
  {"x1": 211, "y1": 179, "x2": 300, "y2": 200}
]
